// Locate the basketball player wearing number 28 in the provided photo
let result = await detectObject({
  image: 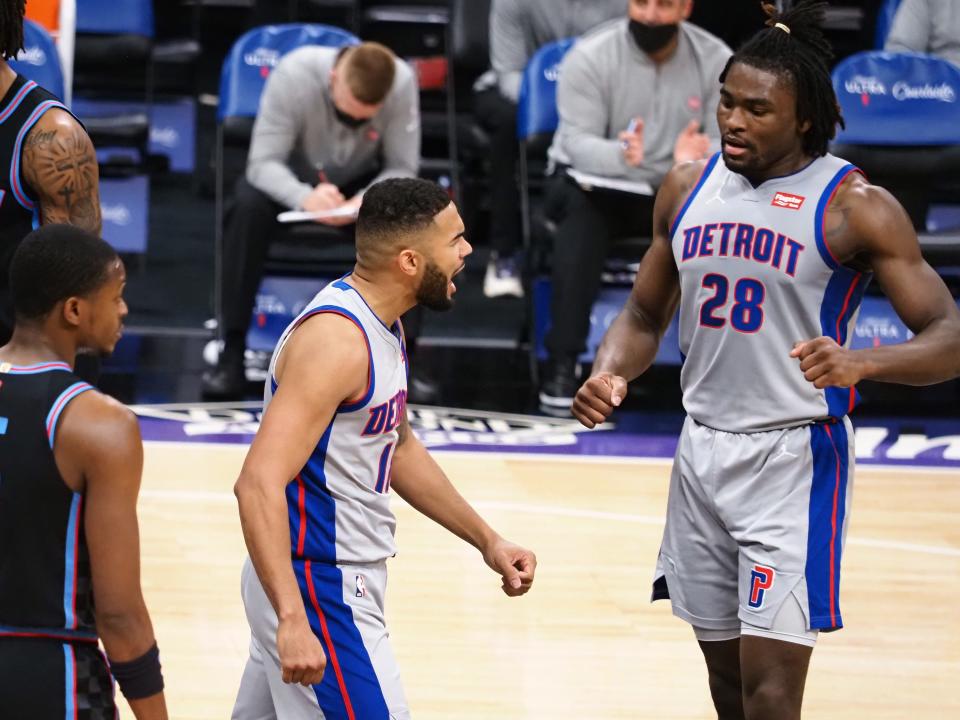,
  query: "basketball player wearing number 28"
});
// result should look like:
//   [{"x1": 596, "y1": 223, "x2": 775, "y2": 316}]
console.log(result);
[{"x1": 572, "y1": 3, "x2": 960, "y2": 719}]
